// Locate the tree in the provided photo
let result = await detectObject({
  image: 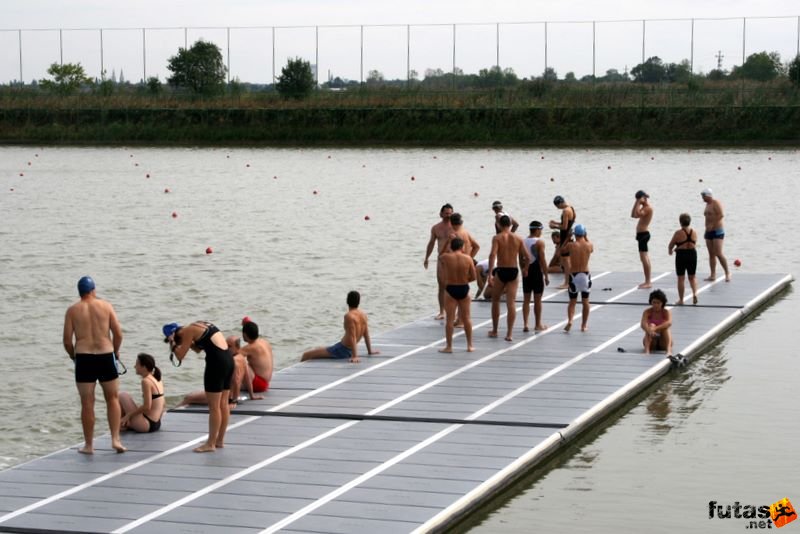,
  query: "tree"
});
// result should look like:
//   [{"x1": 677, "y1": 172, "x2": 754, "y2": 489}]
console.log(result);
[
  {"x1": 167, "y1": 40, "x2": 227, "y2": 96},
  {"x1": 631, "y1": 56, "x2": 667, "y2": 83},
  {"x1": 732, "y1": 51, "x2": 783, "y2": 81},
  {"x1": 541, "y1": 67, "x2": 558, "y2": 81},
  {"x1": 666, "y1": 60, "x2": 693, "y2": 83},
  {"x1": 366, "y1": 69, "x2": 384, "y2": 86},
  {"x1": 276, "y1": 57, "x2": 315, "y2": 99},
  {"x1": 563, "y1": 71, "x2": 577, "y2": 82},
  {"x1": 789, "y1": 55, "x2": 800, "y2": 86},
  {"x1": 39, "y1": 62, "x2": 91, "y2": 96},
  {"x1": 146, "y1": 76, "x2": 162, "y2": 95}
]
